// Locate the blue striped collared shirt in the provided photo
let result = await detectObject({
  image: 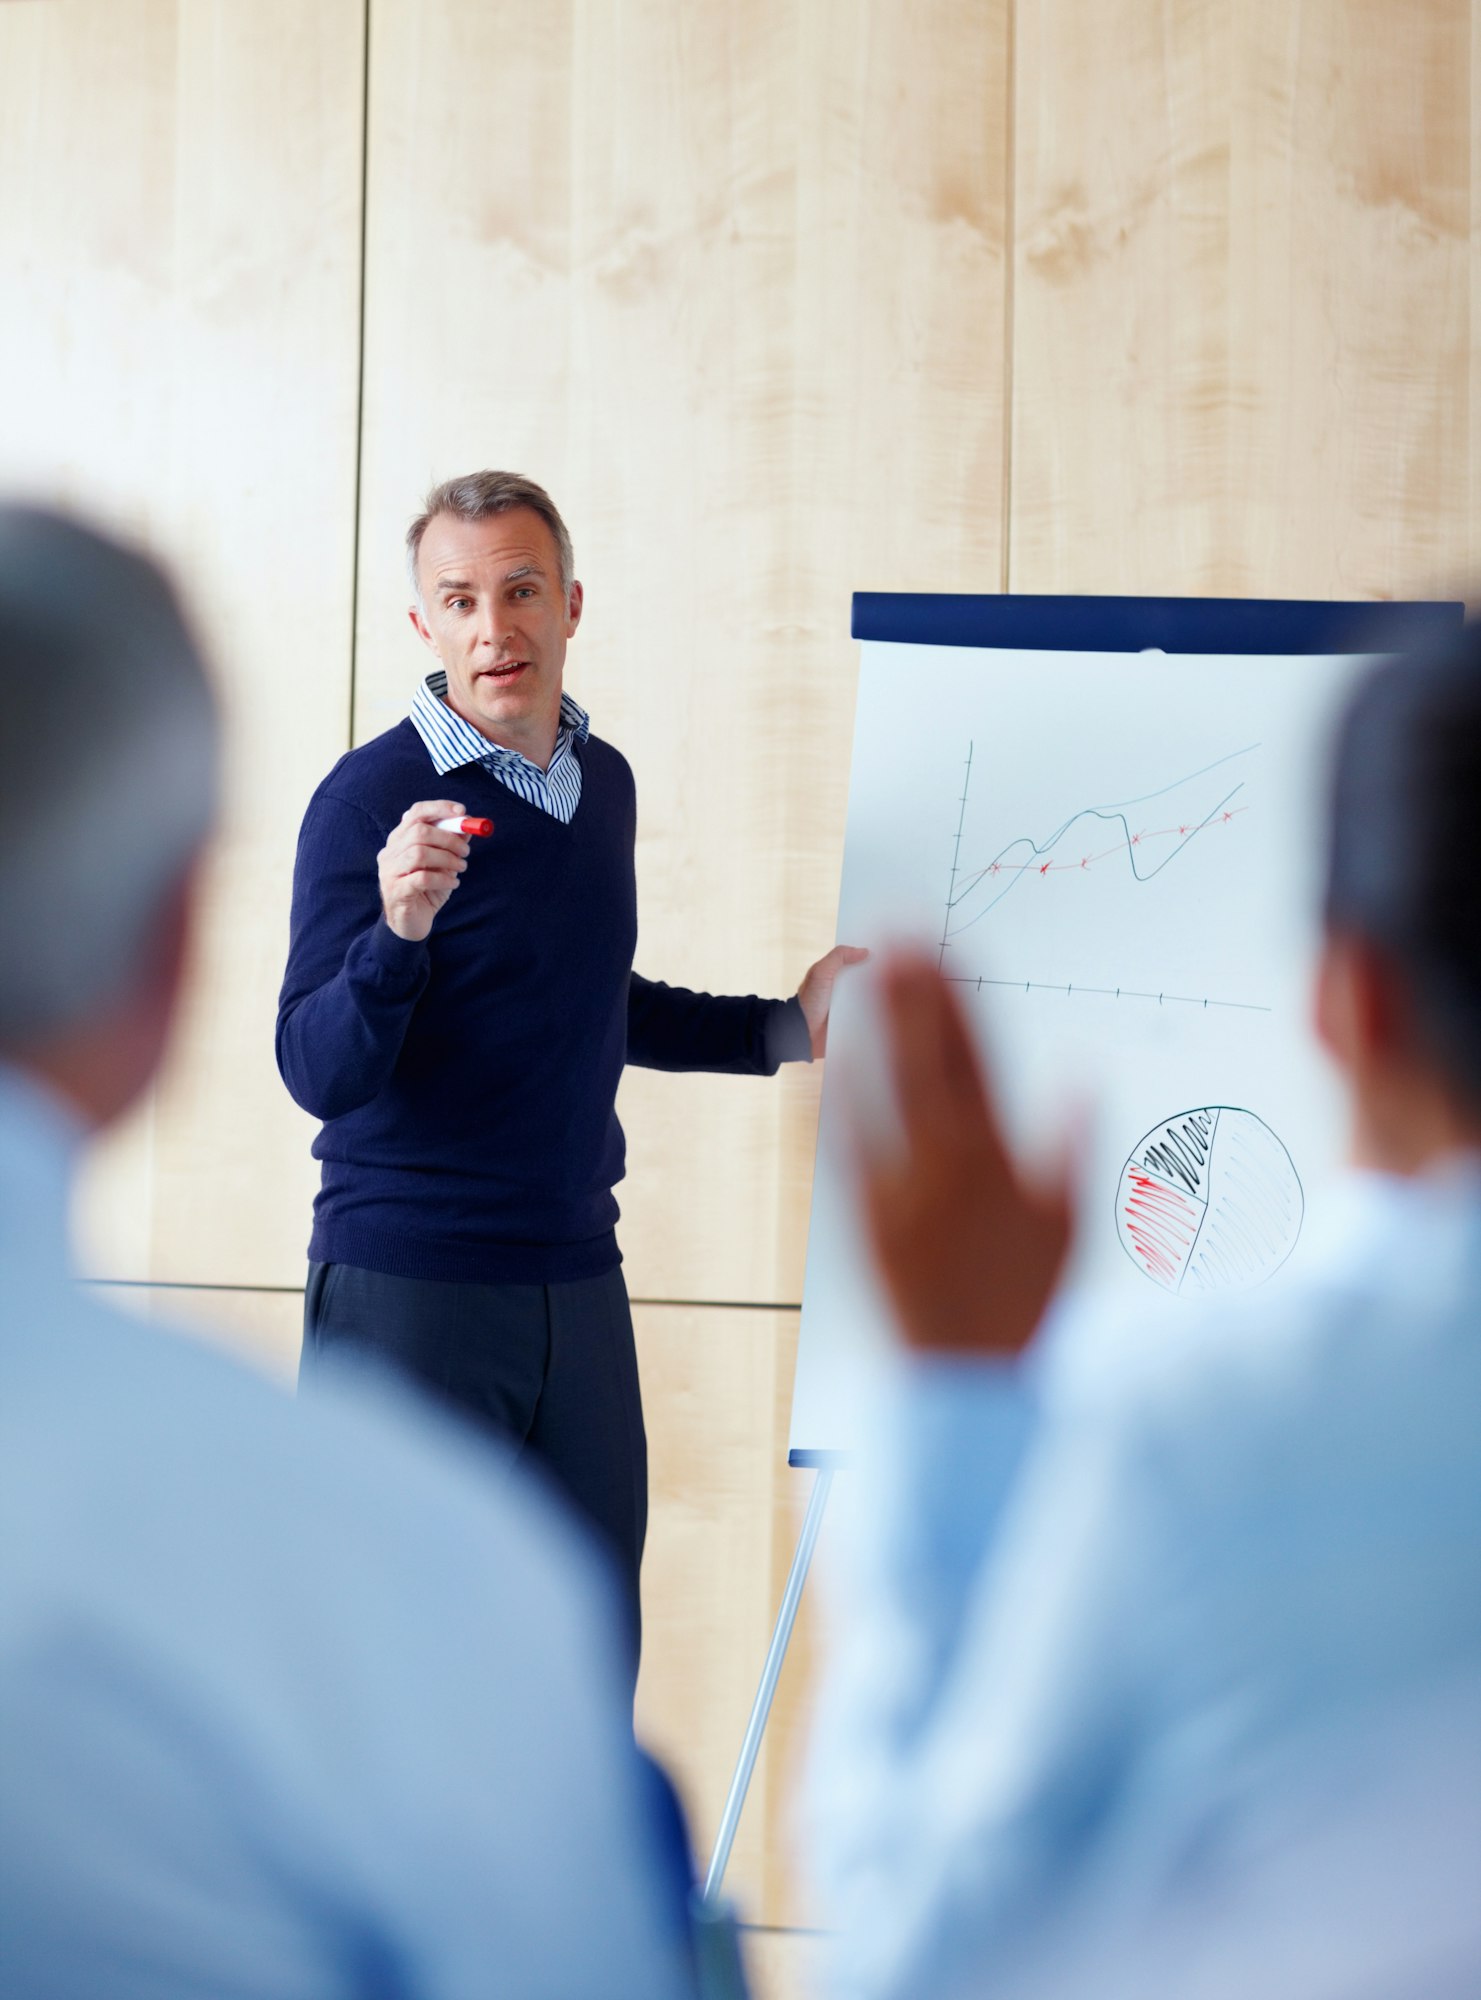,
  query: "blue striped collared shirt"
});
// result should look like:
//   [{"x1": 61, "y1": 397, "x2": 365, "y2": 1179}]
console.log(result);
[{"x1": 409, "y1": 670, "x2": 590, "y2": 823}]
